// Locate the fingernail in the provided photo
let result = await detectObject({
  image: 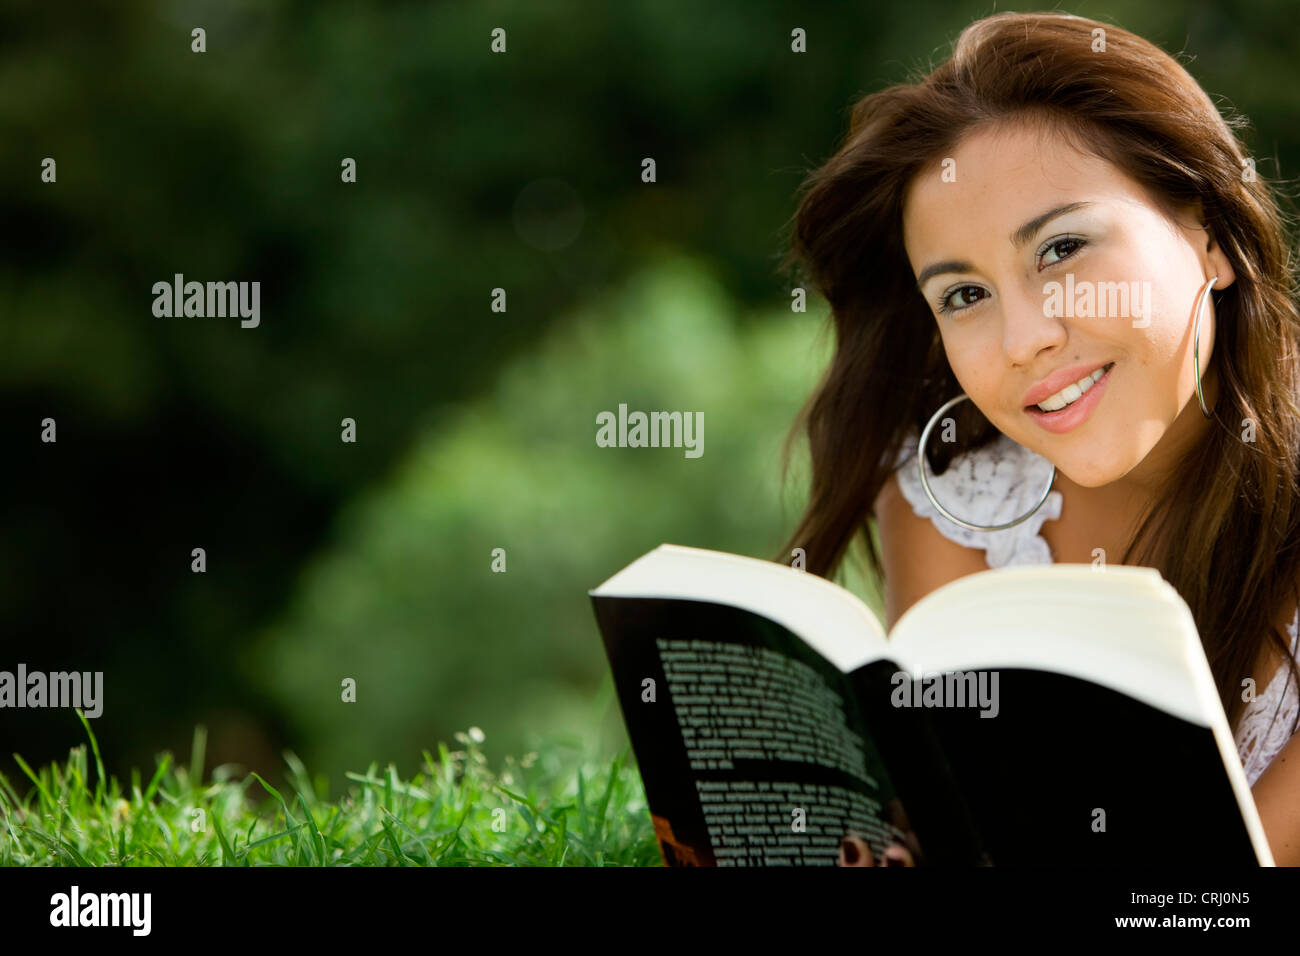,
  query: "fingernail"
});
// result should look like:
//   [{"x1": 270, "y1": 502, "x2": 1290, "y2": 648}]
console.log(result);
[
  {"x1": 841, "y1": 837, "x2": 859, "y2": 864},
  {"x1": 885, "y1": 853, "x2": 906, "y2": 867}
]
